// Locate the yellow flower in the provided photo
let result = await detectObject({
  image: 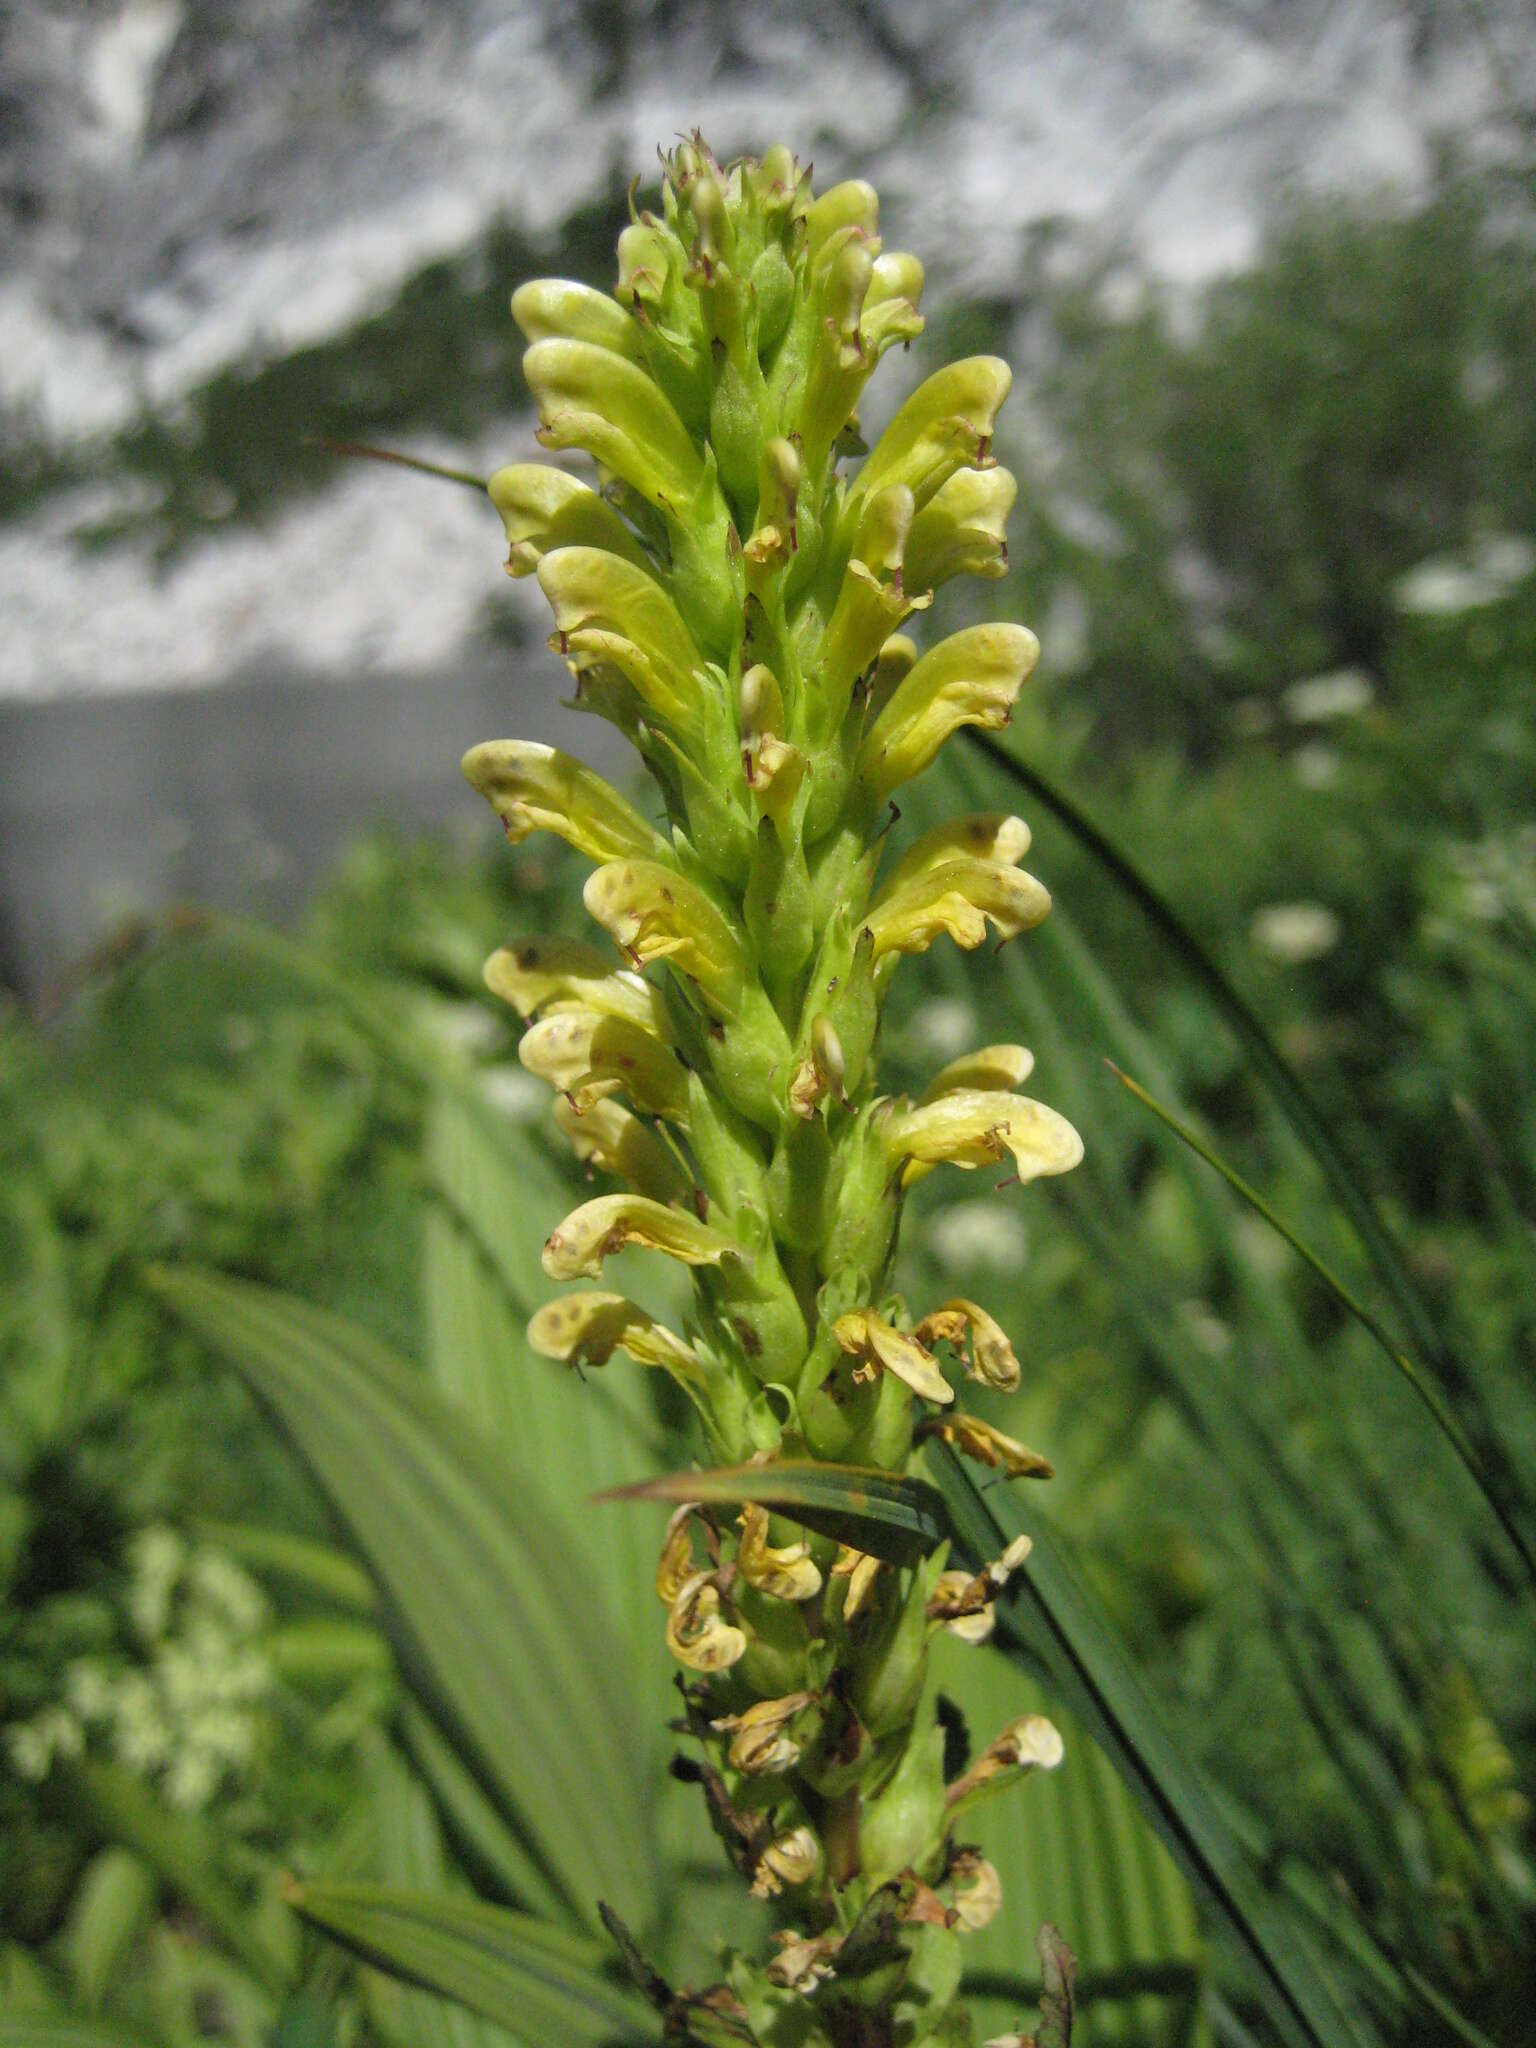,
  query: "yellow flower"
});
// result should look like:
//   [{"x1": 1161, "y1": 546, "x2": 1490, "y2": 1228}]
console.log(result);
[
  {"x1": 856, "y1": 625, "x2": 1040, "y2": 807},
  {"x1": 904, "y1": 466, "x2": 1016, "y2": 591},
  {"x1": 921, "y1": 1413, "x2": 1053, "y2": 1480},
  {"x1": 711, "y1": 1690, "x2": 817, "y2": 1774},
  {"x1": 737, "y1": 1505, "x2": 822, "y2": 1603},
  {"x1": 541, "y1": 1194, "x2": 738, "y2": 1281},
  {"x1": 487, "y1": 463, "x2": 652, "y2": 578},
  {"x1": 522, "y1": 337, "x2": 706, "y2": 514},
  {"x1": 583, "y1": 859, "x2": 746, "y2": 1011},
  {"x1": 863, "y1": 854, "x2": 1050, "y2": 965},
  {"x1": 537, "y1": 546, "x2": 709, "y2": 728},
  {"x1": 527, "y1": 1291, "x2": 699, "y2": 1378},
  {"x1": 461, "y1": 740, "x2": 665, "y2": 864},
  {"x1": 884, "y1": 1088, "x2": 1083, "y2": 1189},
  {"x1": 833, "y1": 1309, "x2": 954, "y2": 1405},
  {"x1": 847, "y1": 356, "x2": 1012, "y2": 515},
  {"x1": 911, "y1": 1298, "x2": 1022, "y2": 1391},
  {"x1": 483, "y1": 936, "x2": 667, "y2": 1032},
  {"x1": 517, "y1": 1007, "x2": 689, "y2": 1122},
  {"x1": 550, "y1": 1094, "x2": 691, "y2": 1205},
  {"x1": 667, "y1": 1571, "x2": 747, "y2": 1674},
  {"x1": 920, "y1": 1044, "x2": 1035, "y2": 1102}
]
